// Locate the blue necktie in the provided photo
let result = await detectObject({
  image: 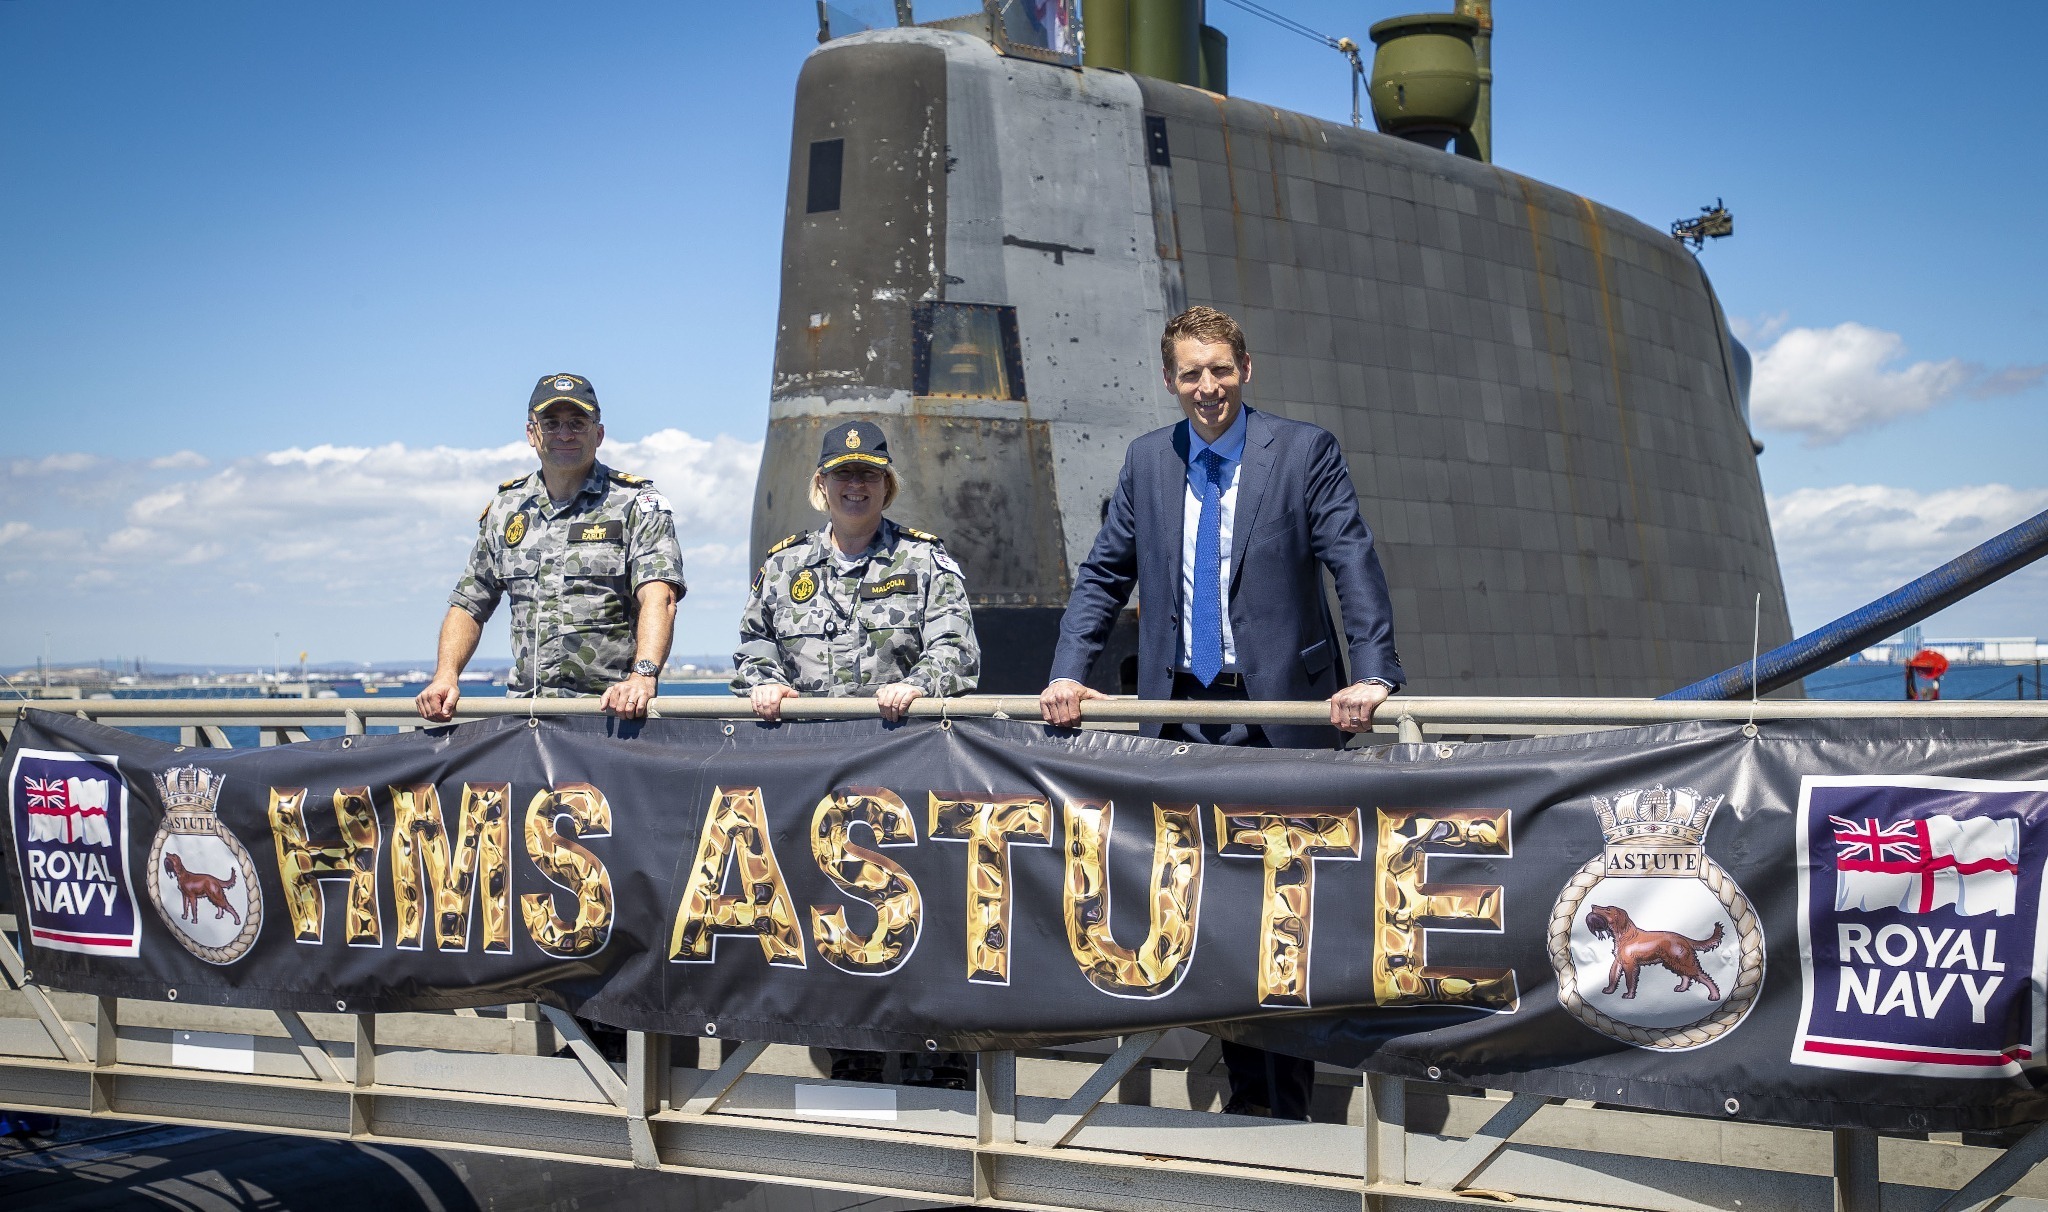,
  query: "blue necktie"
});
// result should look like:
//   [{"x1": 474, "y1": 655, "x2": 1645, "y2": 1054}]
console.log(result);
[{"x1": 1191, "y1": 448, "x2": 1225, "y2": 687}]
